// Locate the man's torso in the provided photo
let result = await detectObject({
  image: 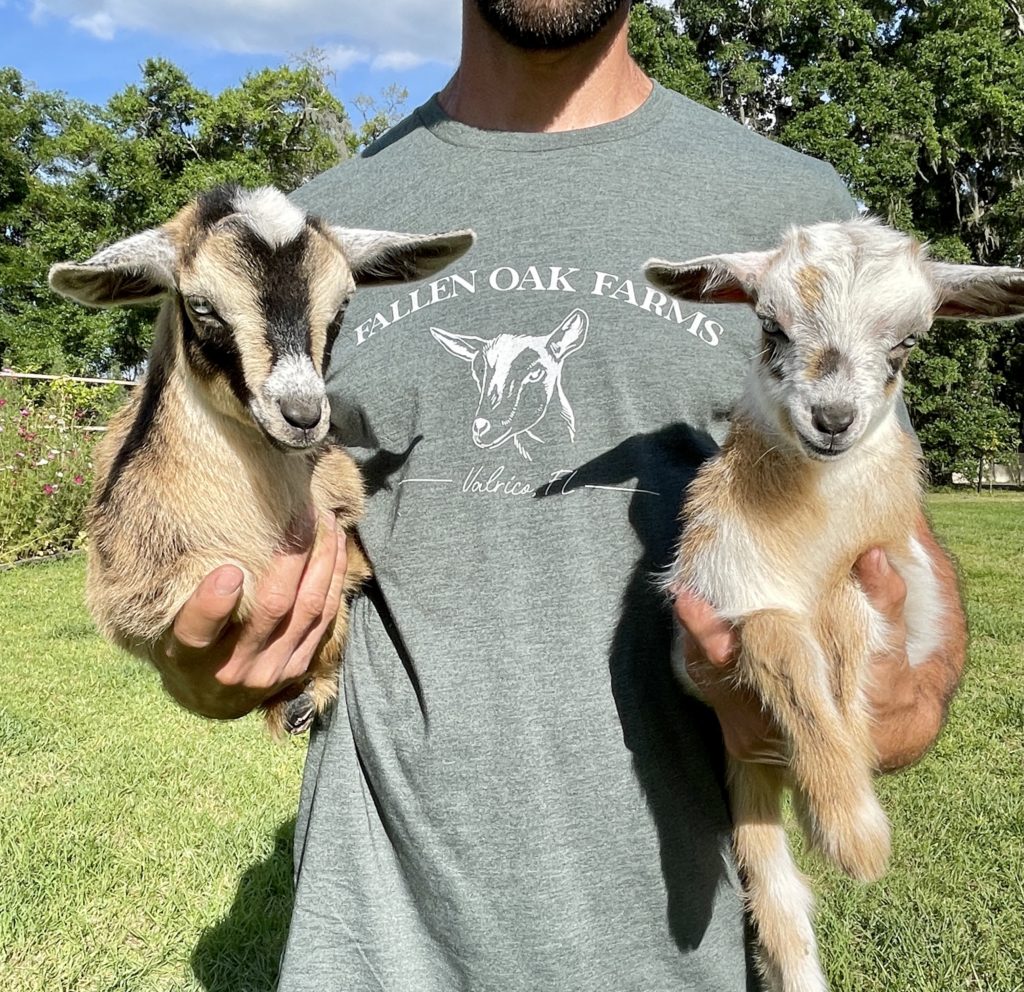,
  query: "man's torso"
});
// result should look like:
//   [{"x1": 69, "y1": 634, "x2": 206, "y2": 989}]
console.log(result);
[{"x1": 279, "y1": 83, "x2": 853, "y2": 992}]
